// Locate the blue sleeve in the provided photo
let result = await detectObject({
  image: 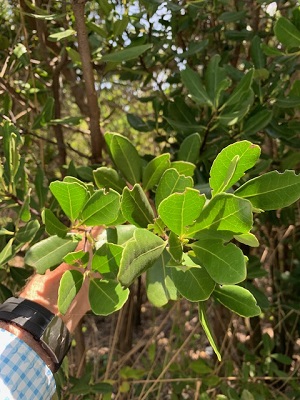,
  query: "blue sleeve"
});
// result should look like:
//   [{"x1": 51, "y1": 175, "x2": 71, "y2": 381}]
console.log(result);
[{"x1": 0, "y1": 328, "x2": 56, "y2": 400}]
